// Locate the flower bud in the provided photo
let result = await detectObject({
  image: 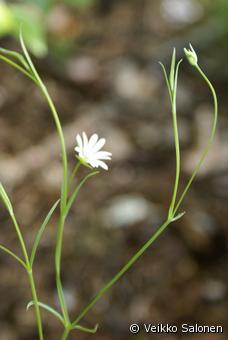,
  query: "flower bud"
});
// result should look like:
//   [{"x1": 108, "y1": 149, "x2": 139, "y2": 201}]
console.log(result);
[{"x1": 184, "y1": 43, "x2": 198, "y2": 67}]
